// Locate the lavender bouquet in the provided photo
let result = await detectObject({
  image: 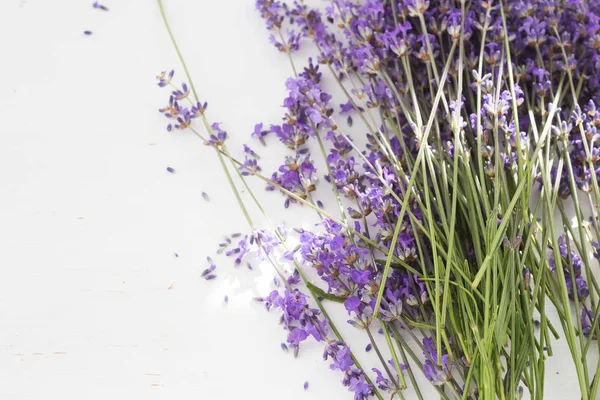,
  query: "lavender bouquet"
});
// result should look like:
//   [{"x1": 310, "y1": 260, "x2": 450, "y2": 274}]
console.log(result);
[{"x1": 156, "y1": 0, "x2": 600, "y2": 398}]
